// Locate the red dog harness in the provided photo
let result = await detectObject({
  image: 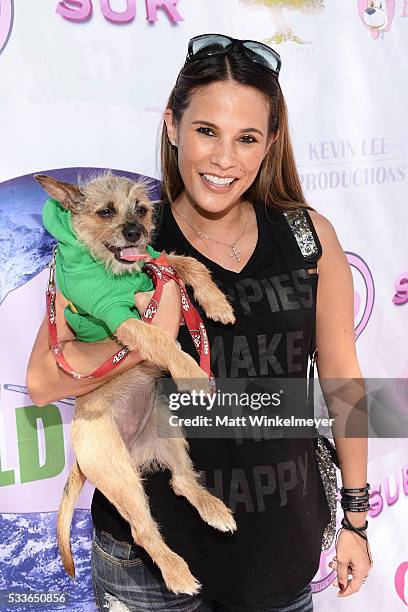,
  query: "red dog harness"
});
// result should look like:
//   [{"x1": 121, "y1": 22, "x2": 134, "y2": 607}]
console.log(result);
[{"x1": 46, "y1": 247, "x2": 215, "y2": 390}]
